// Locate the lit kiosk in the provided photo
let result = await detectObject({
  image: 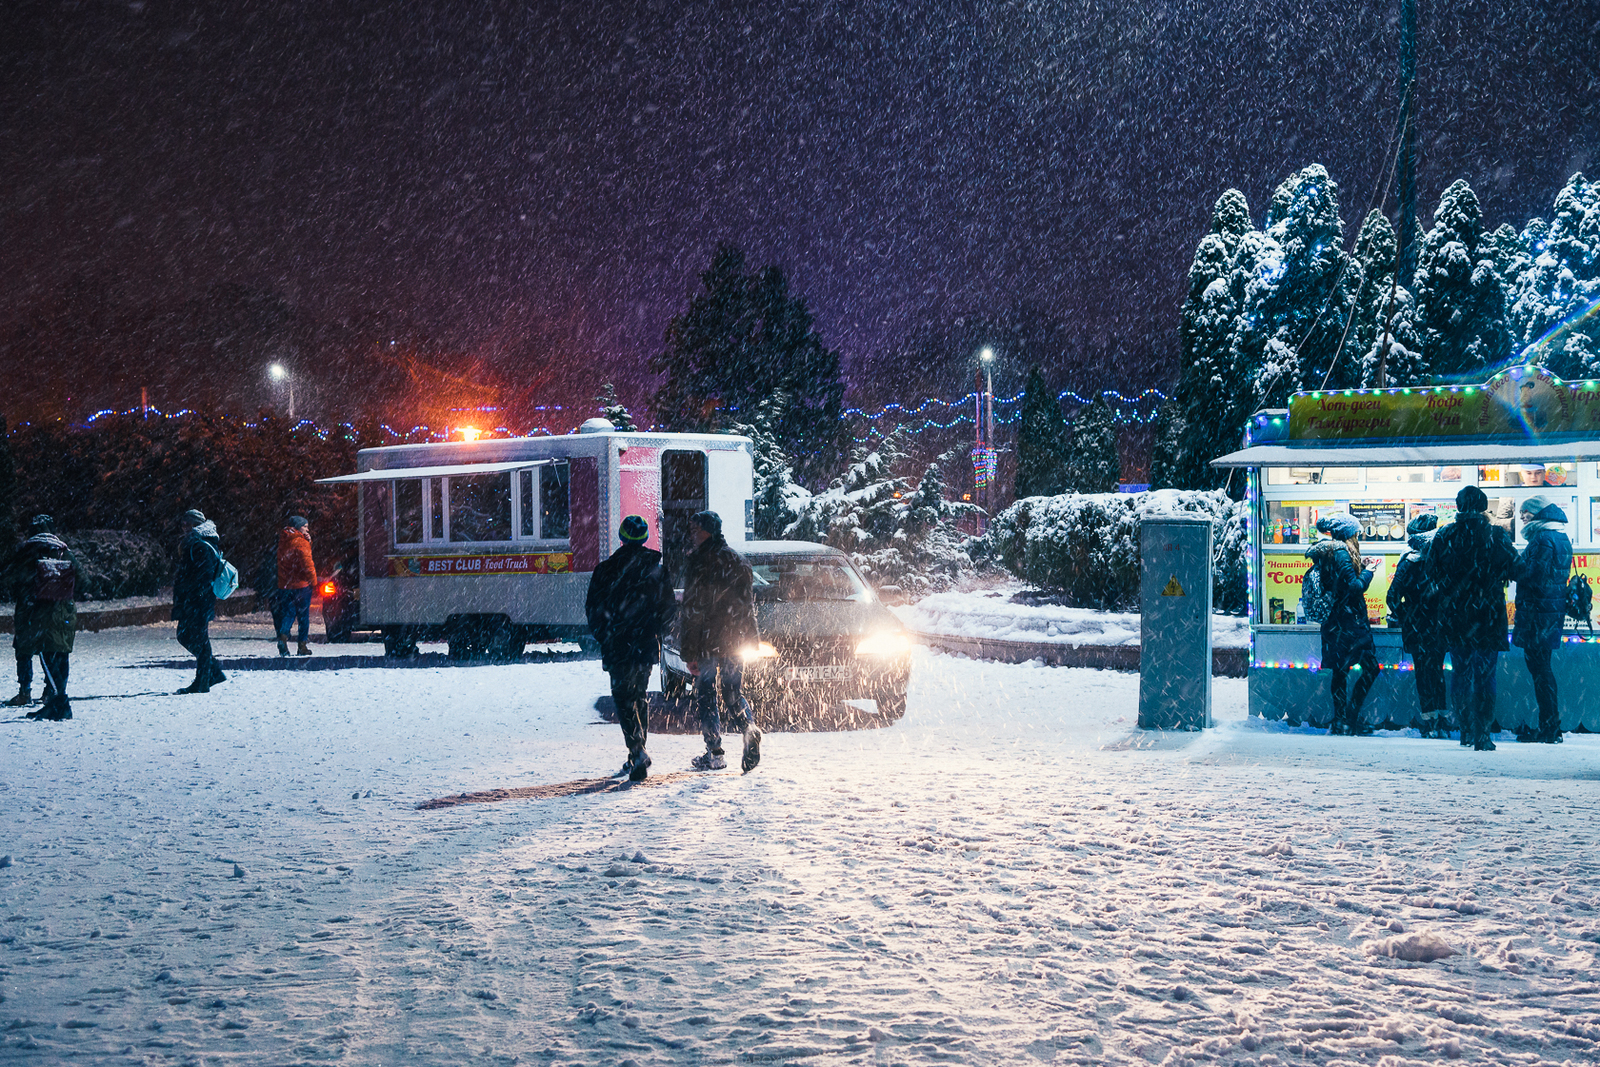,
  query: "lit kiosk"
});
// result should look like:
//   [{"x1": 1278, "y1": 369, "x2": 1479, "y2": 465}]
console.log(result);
[{"x1": 1212, "y1": 364, "x2": 1600, "y2": 732}]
